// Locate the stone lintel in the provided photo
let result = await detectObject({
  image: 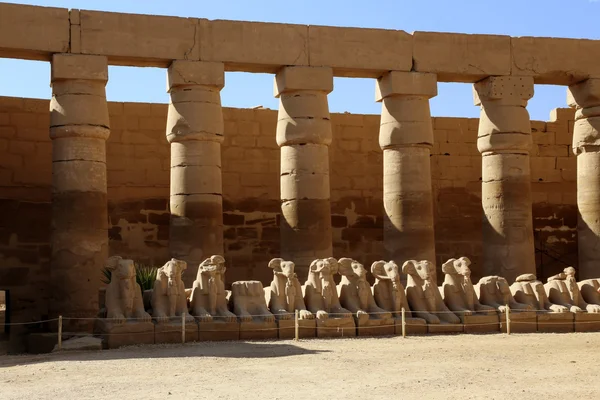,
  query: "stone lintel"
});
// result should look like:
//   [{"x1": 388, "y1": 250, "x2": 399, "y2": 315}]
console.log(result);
[
  {"x1": 473, "y1": 76, "x2": 534, "y2": 106},
  {"x1": 167, "y1": 60, "x2": 225, "y2": 91},
  {"x1": 274, "y1": 66, "x2": 333, "y2": 97},
  {"x1": 51, "y1": 53, "x2": 108, "y2": 82},
  {"x1": 567, "y1": 78, "x2": 600, "y2": 109},
  {"x1": 375, "y1": 71, "x2": 437, "y2": 102}
]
